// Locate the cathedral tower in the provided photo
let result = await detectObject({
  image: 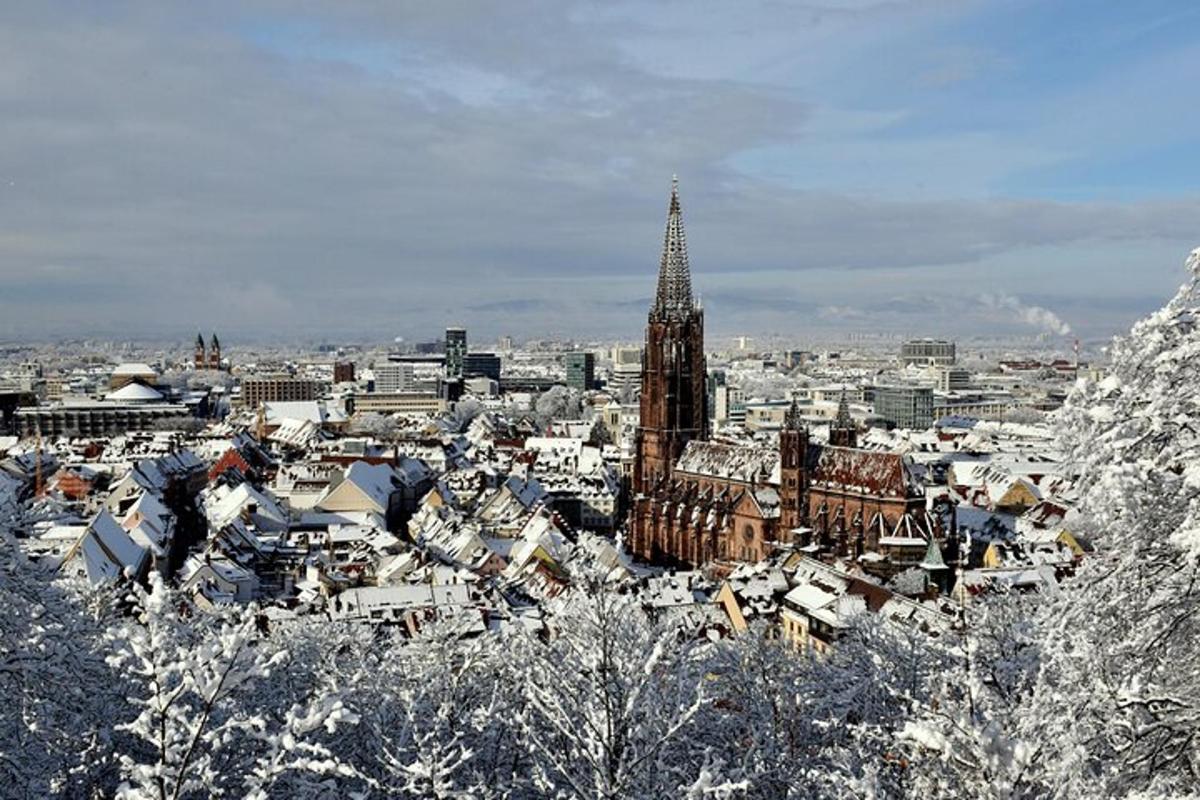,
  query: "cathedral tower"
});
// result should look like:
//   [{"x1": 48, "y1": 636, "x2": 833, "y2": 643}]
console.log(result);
[
  {"x1": 633, "y1": 177, "x2": 708, "y2": 499},
  {"x1": 779, "y1": 396, "x2": 810, "y2": 539}
]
